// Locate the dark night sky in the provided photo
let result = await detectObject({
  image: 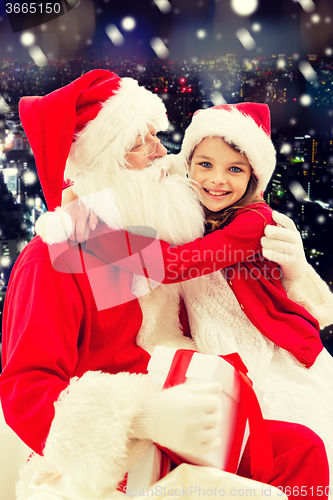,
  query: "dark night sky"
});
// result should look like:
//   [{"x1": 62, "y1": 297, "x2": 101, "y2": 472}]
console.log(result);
[{"x1": 0, "y1": 0, "x2": 333, "y2": 62}]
